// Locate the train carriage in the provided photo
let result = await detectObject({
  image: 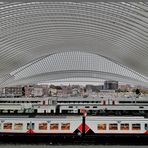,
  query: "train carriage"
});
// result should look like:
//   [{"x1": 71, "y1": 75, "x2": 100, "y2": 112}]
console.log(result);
[
  {"x1": 0, "y1": 116, "x2": 148, "y2": 144},
  {"x1": 86, "y1": 116, "x2": 148, "y2": 135},
  {"x1": 0, "y1": 116, "x2": 82, "y2": 137},
  {"x1": 0, "y1": 116, "x2": 147, "y2": 137}
]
